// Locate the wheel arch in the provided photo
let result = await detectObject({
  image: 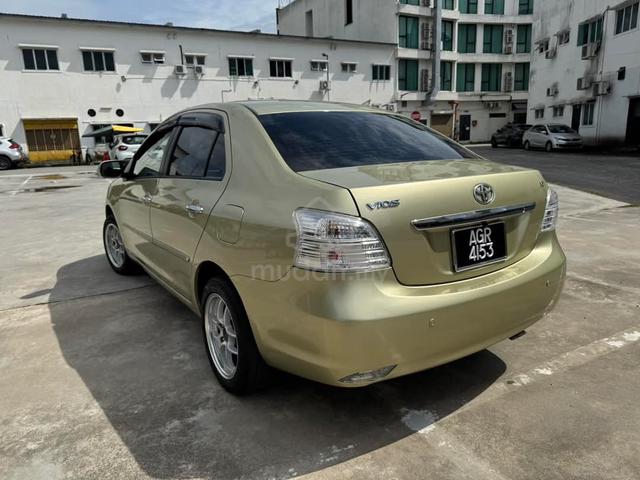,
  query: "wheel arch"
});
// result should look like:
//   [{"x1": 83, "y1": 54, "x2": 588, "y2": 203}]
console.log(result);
[{"x1": 194, "y1": 260, "x2": 236, "y2": 312}]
